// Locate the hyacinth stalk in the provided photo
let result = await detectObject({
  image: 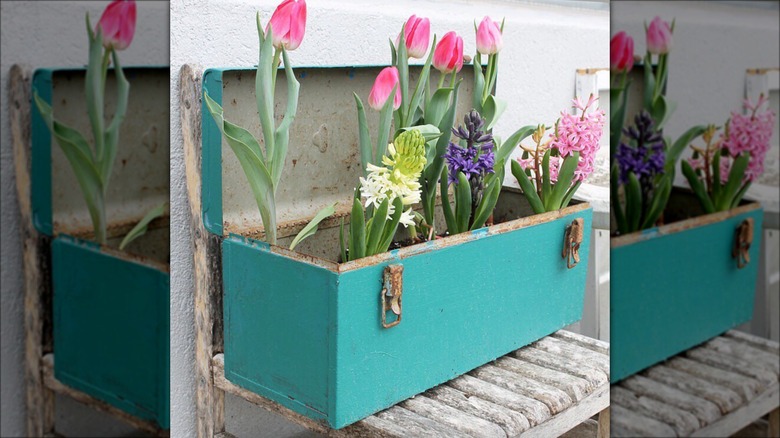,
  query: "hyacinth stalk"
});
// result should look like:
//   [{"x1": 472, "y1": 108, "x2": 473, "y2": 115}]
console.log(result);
[
  {"x1": 203, "y1": 15, "x2": 301, "y2": 246},
  {"x1": 612, "y1": 111, "x2": 706, "y2": 234},
  {"x1": 341, "y1": 130, "x2": 427, "y2": 261},
  {"x1": 512, "y1": 96, "x2": 605, "y2": 214},
  {"x1": 33, "y1": 8, "x2": 166, "y2": 249},
  {"x1": 682, "y1": 95, "x2": 775, "y2": 213}
]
